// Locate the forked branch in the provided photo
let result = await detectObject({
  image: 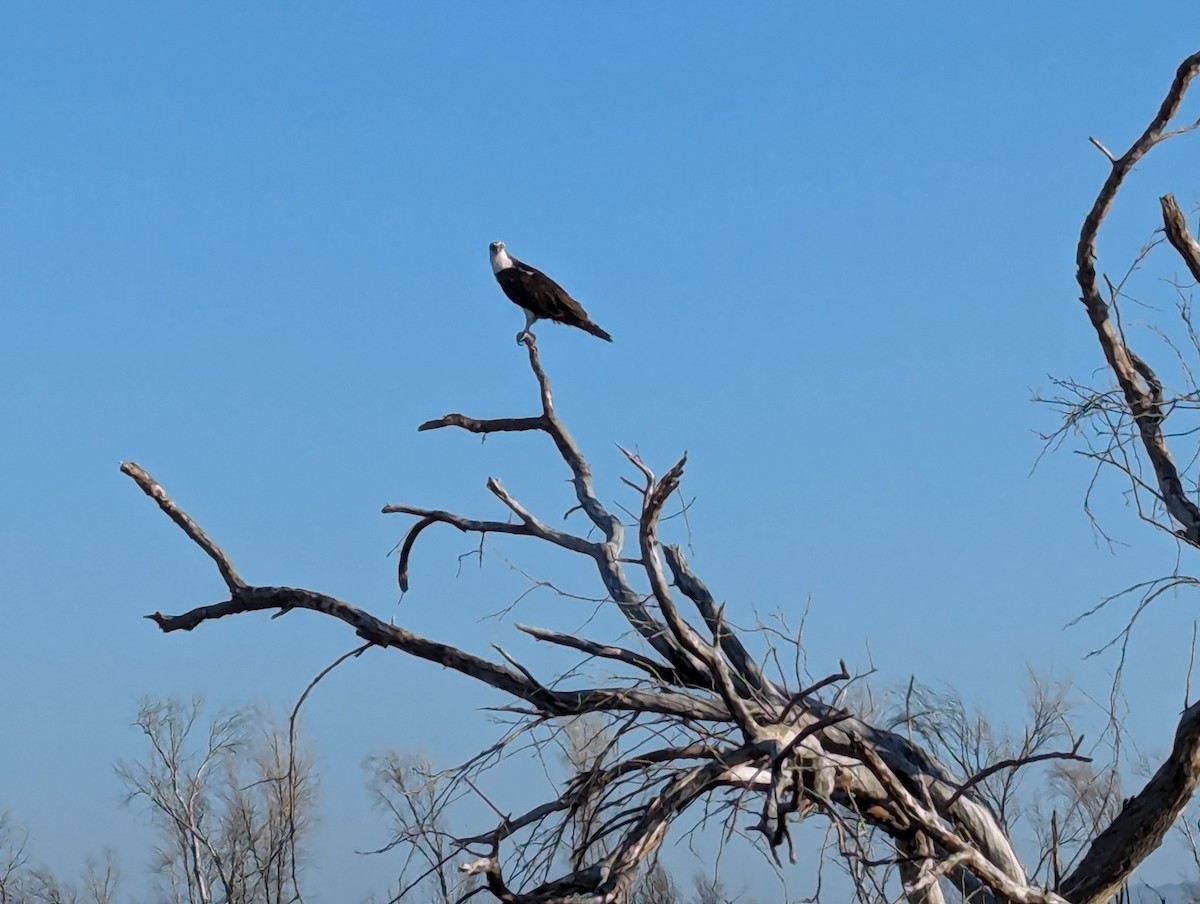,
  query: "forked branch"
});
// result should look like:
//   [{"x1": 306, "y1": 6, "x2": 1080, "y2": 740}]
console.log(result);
[
  {"x1": 1075, "y1": 50, "x2": 1200, "y2": 544},
  {"x1": 1056, "y1": 46, "x2": 1200, "y2": 904}
]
